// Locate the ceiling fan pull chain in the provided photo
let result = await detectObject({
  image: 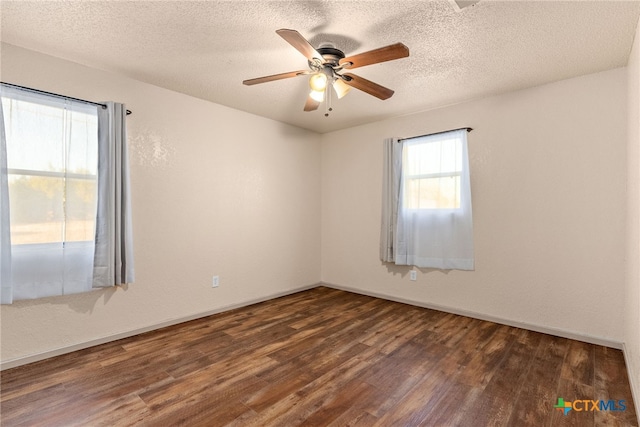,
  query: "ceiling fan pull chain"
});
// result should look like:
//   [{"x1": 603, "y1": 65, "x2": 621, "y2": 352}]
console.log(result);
[{"x1": 325, "y1": 85, "x2": 331, "y2": 117}]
